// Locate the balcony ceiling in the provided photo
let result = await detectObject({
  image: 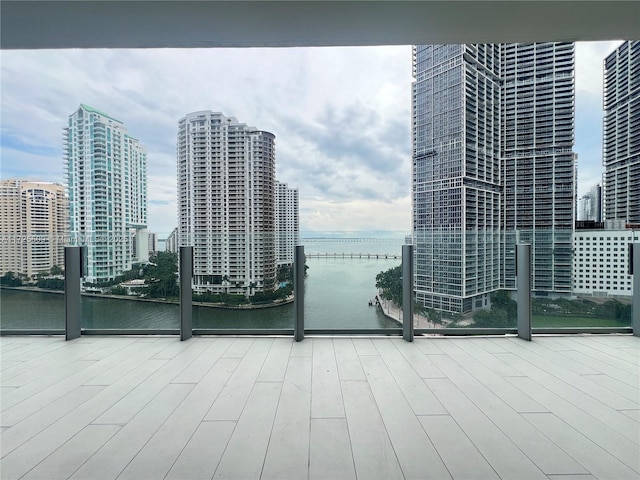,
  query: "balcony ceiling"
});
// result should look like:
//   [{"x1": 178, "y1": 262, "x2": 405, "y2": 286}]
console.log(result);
[{"x1": 1, "y1": 1, "x2": 639, "y2": 50}]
